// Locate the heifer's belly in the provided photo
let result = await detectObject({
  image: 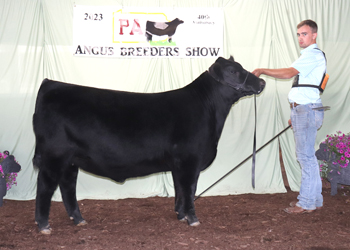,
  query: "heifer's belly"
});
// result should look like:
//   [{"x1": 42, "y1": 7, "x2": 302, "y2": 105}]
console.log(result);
[
  {"x1": 68, "y1": 132, "x2": 217, "y2": 183},
  {"x1": 67, "y1": 131, "x2": 175, "y2": 182},
  {"x1": 72, "y1": 152, "x2": 172, "y2": 182}
]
